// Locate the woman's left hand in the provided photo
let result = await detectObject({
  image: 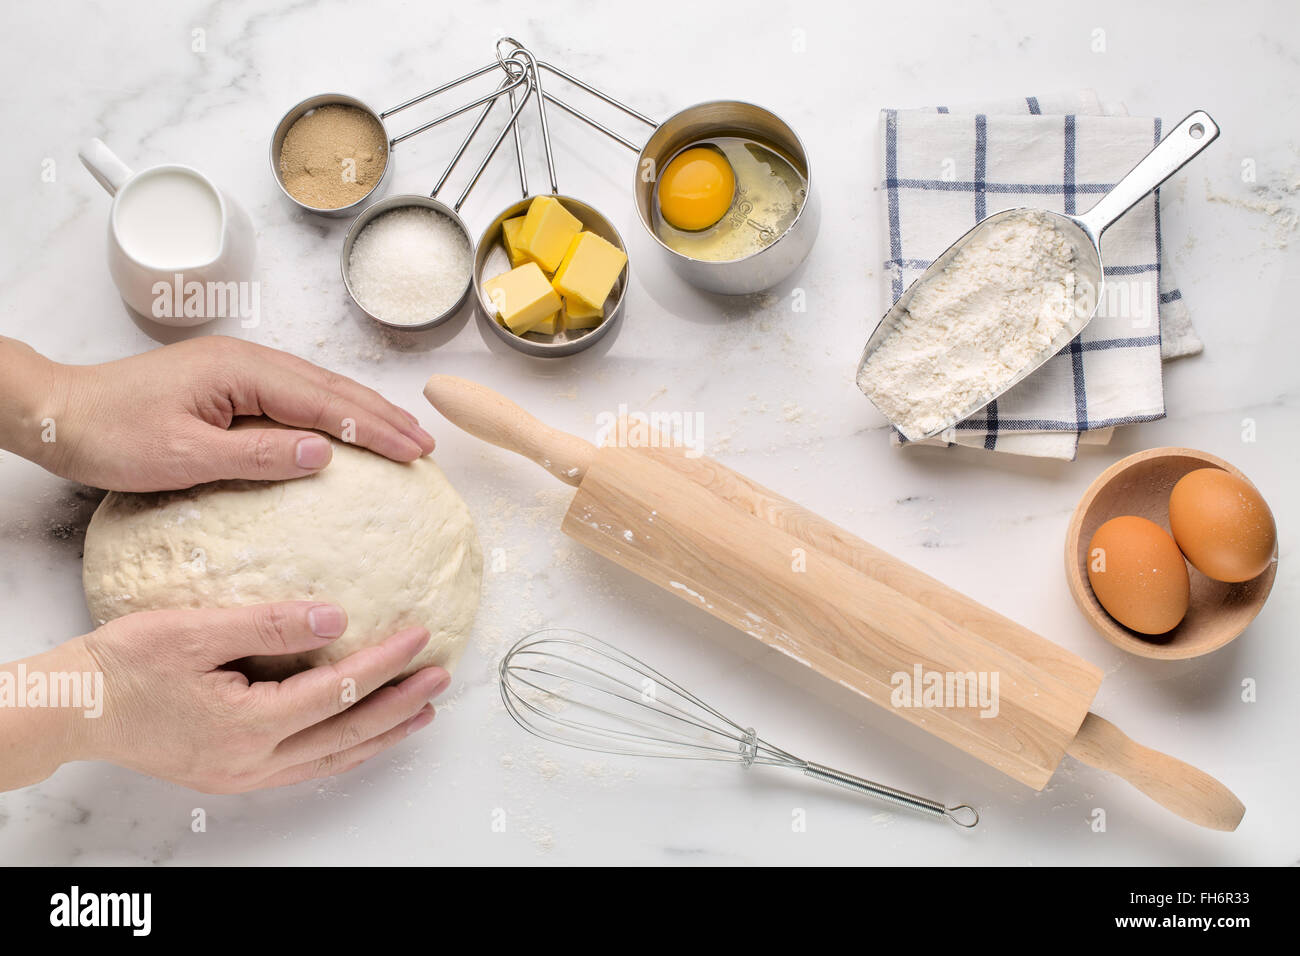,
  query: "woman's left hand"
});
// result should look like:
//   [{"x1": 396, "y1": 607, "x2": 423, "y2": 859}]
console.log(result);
[{"x1": 12, "y1": 335, "x2": 435, "y2": 492}]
